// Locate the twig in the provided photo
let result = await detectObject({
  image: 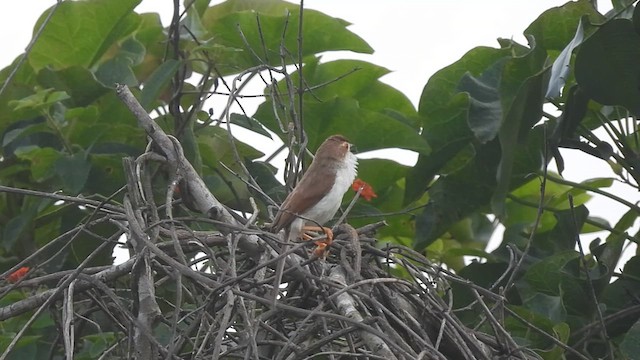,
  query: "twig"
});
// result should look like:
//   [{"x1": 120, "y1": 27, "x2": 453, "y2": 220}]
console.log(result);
[{"x1": 568, "y1": 194, "x2": 614, "y2": 359}]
